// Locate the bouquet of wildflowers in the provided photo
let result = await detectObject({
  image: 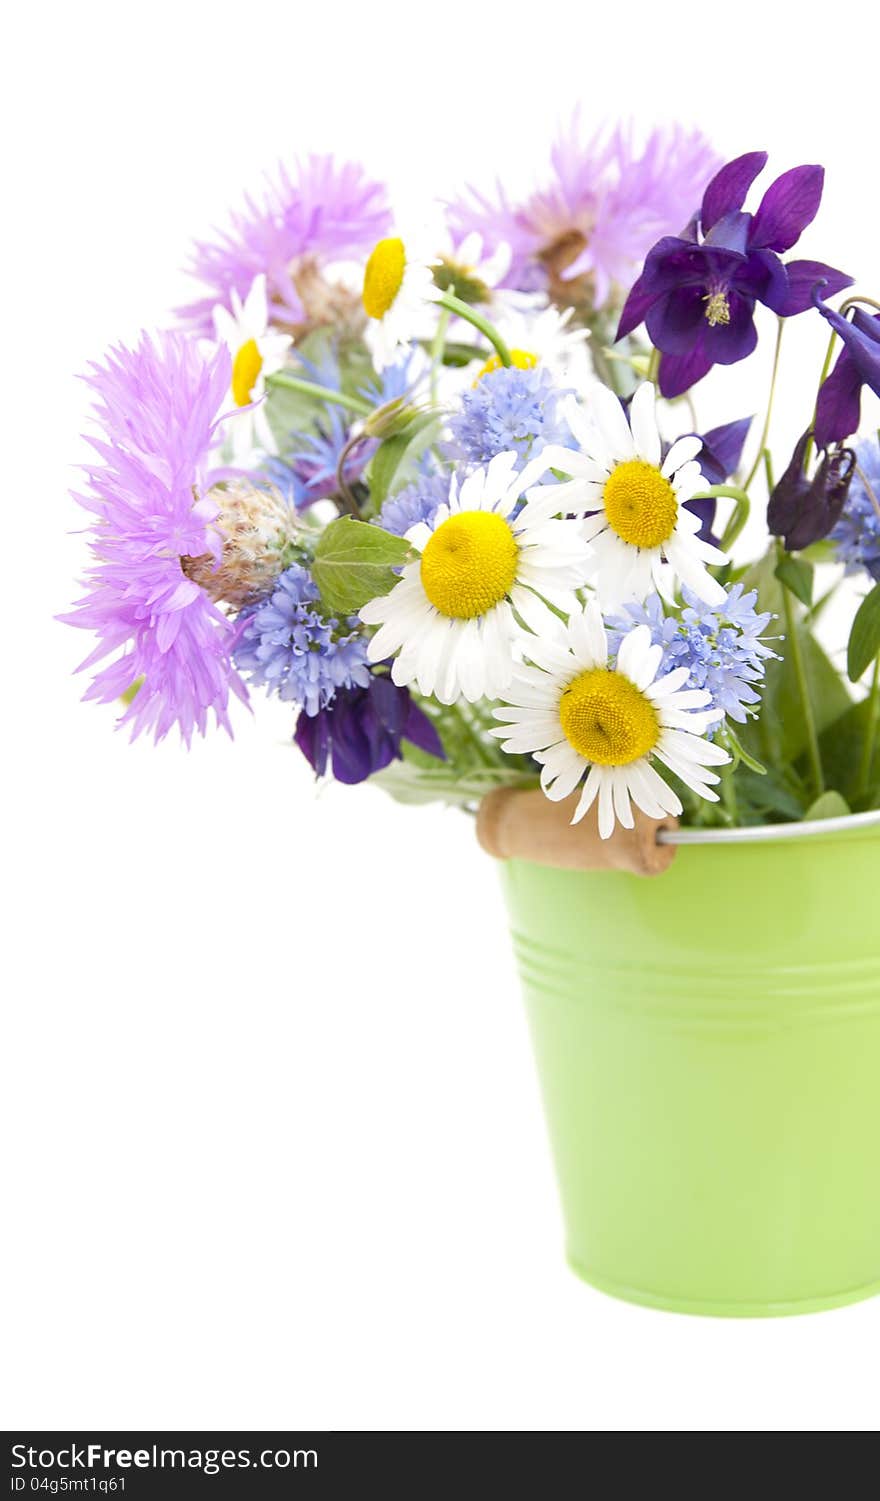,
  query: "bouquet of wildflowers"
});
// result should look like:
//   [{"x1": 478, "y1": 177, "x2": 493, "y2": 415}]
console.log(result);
[{"x1": 64, "y1": 125, "x2": 880, "y2": 838}]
